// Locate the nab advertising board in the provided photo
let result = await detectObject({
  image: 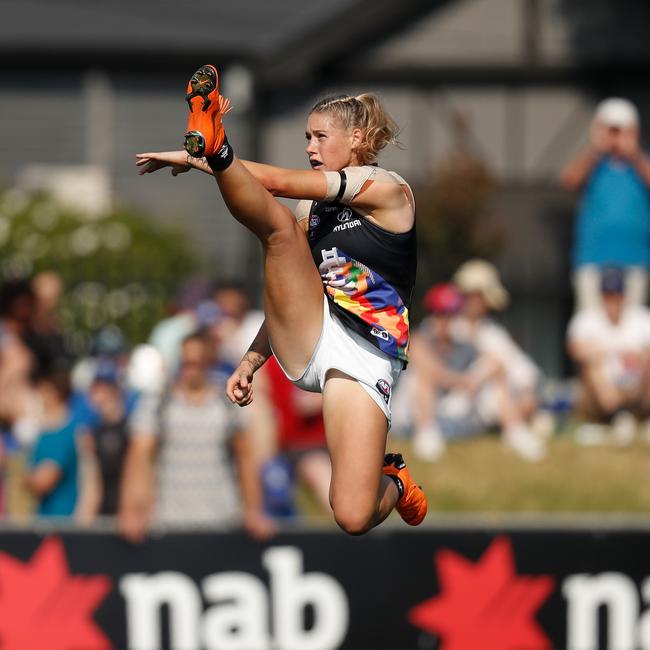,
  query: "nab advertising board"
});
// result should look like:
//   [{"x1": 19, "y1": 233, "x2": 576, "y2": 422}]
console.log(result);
[{"x1": 0, "y1": 526, "x2": 649, "y2": 649}]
